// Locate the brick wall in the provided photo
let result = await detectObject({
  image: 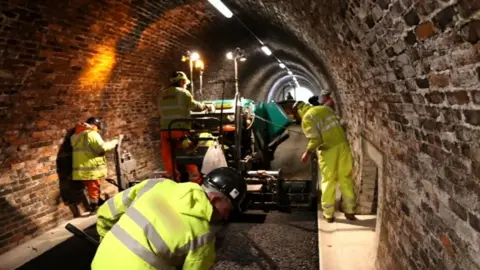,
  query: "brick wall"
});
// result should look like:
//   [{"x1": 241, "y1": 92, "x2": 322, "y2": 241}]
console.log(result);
[
  {"x1": 0, "y1": 0, "x2": 224, "y2": 254},
  {"x1": 326, "y1": 0, "x2": 480, "y2": 269},
  {"x1": 227, "y1": 0, "x2": 479, "y2": 269}
]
